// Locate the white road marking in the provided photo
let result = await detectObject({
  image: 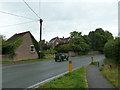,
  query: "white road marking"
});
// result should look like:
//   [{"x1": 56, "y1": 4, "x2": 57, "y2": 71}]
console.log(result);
[
  {"x1": 26, "y1": 65, "x2": 85, "y2": 89},
  {"x1": 26, "y1": 71, "x2": 68, "y2": 89}
]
